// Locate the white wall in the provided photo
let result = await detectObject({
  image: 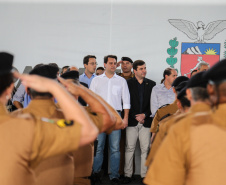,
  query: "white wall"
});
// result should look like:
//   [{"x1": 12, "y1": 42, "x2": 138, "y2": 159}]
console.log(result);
[{"x1": 0, "y1": 0, "x2": 226, "y2": 83}]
